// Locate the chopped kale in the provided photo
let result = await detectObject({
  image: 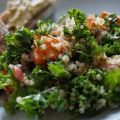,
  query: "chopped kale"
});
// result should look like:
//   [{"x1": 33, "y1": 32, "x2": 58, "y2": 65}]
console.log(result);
[
  {"x1": 17, "y1": 87, "x2": 68, "y2": 119},
  {"x1": 0, "y1": 8, "x2": 120, "y2": 120},
  {"x1": 48, "y1": 62, "x2": 71, "y2": 79},
  {"x1": 36, "y1": 20, "x2": 52, "y2": 35},
  {"x1": 5, "y1": 27, "x2": 33, "y2": 64},
  {"x1": 68, "y1": 9, "x2": 91, "y2": 39},
  {"x1": 31, "y1": 66, "x2": 52, "y2": 90},
  {"x1": 67, "y1": 72, "x2": 107, "y2": 114}
]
